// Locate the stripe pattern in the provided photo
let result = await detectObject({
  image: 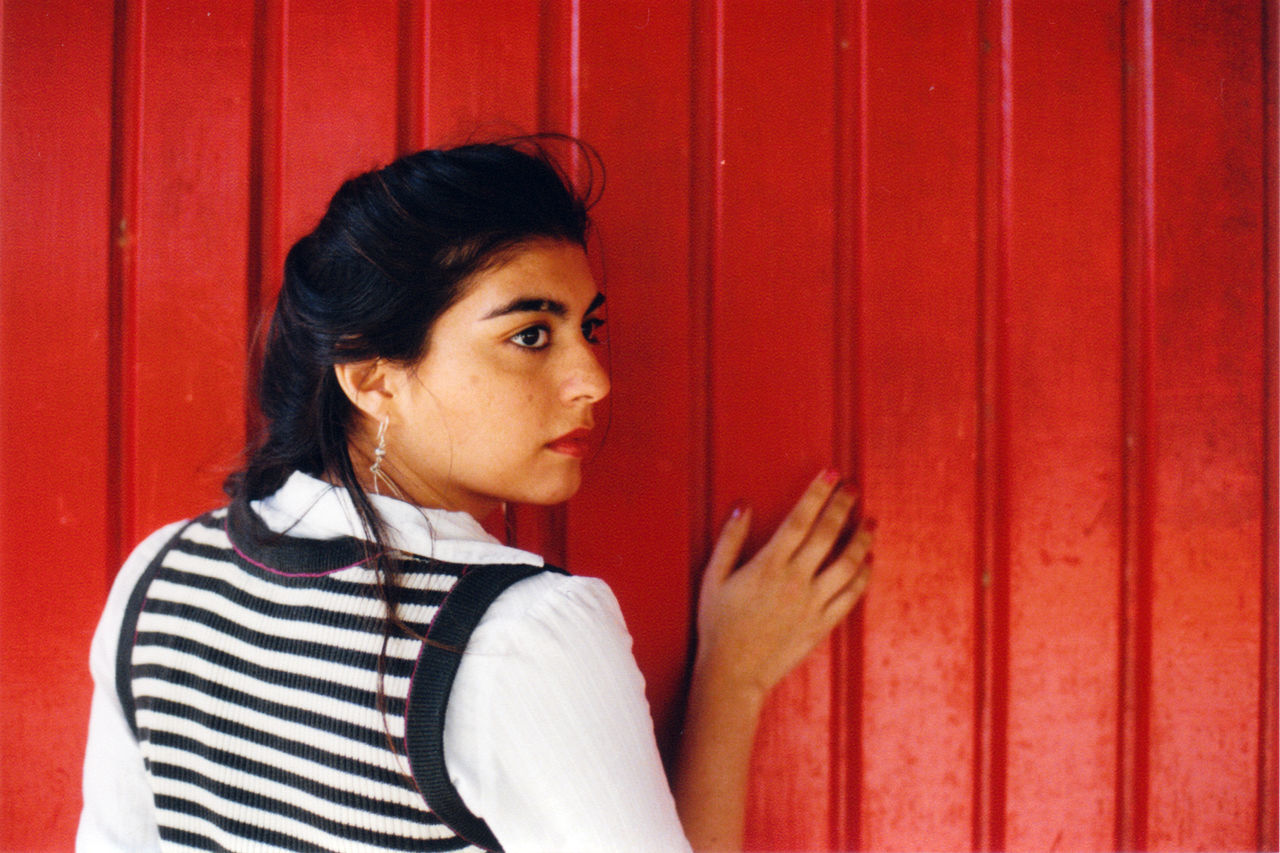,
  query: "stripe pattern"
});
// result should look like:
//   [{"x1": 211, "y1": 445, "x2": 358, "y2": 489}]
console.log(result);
[{"x1": 129, "y1": 508, "x2": 482, "y2": 852}]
